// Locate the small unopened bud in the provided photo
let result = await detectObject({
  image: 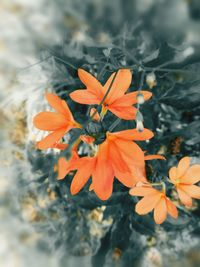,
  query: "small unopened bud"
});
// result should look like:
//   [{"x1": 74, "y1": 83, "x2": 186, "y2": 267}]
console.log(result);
[
  {"x1": 136, "y1": 120, "x2": 144, "y2": 132},
  {"x1": 103, "y1": 47, "x2": 112, "y2": 57},
  {"x1": 136, "y1": 111, "x2": 144, "y2": 132},
  {"x1": 137, "y1": 93, "x2": 145, "y2": 104},
  {"x1": 146, "y1": 72, "x2": 156, "y2": 89}
]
